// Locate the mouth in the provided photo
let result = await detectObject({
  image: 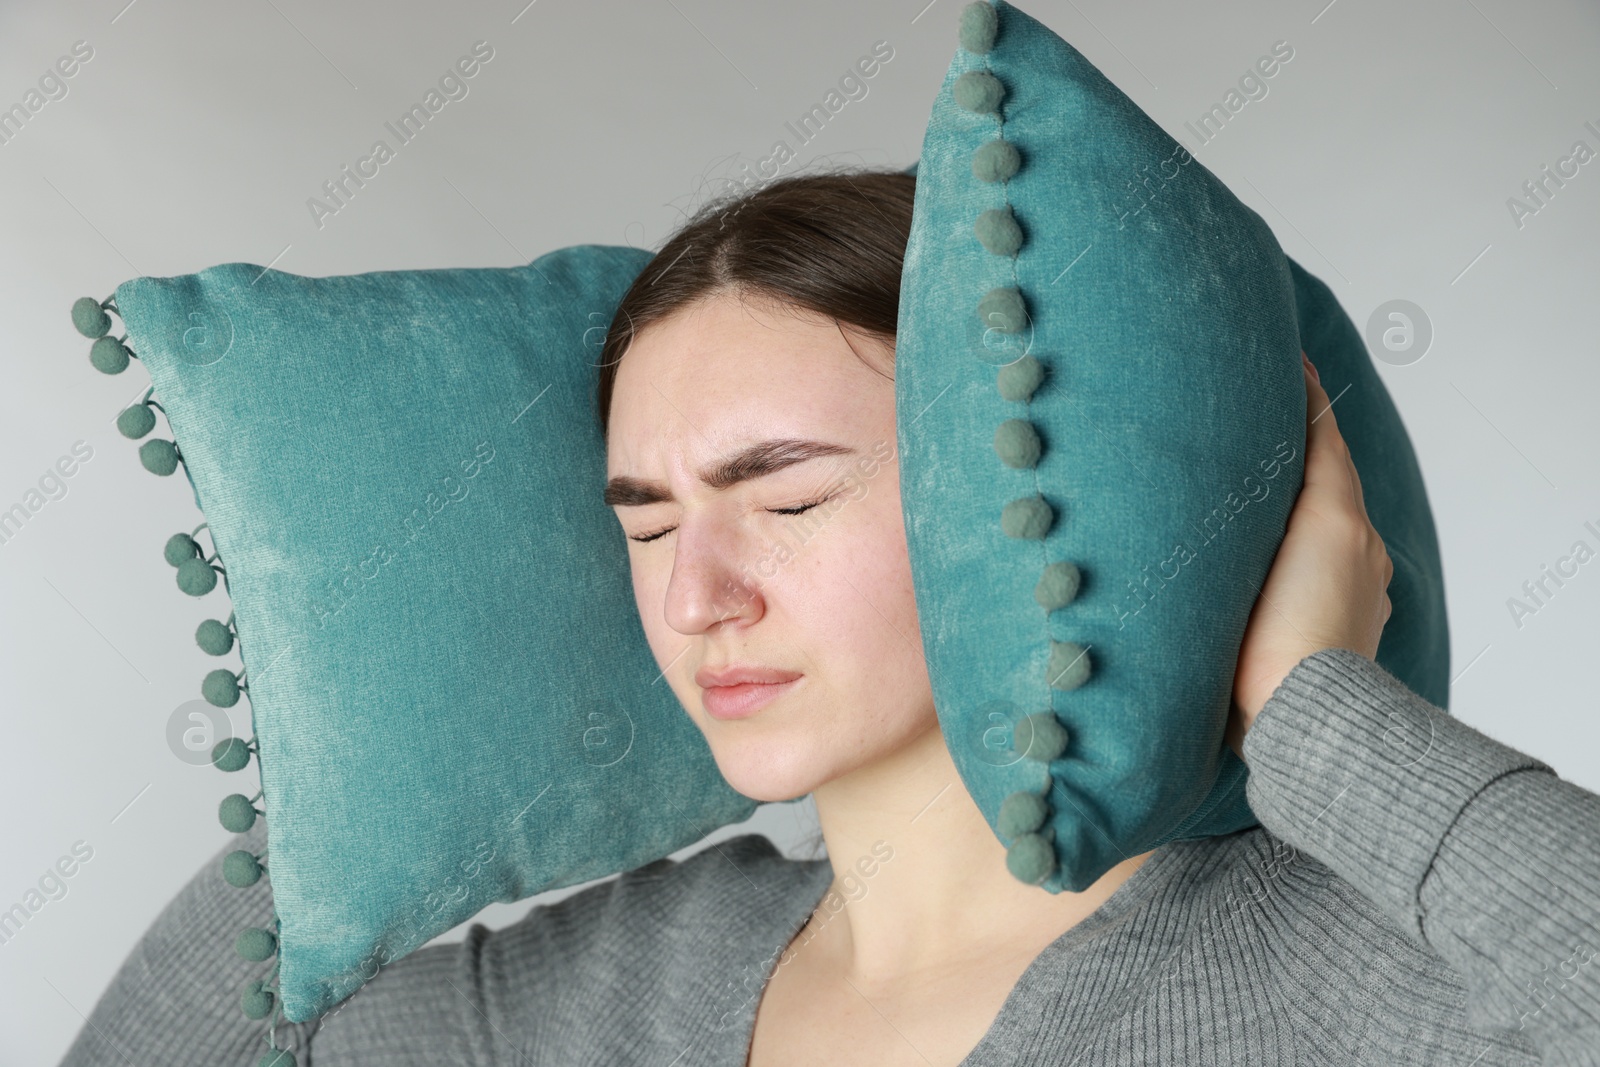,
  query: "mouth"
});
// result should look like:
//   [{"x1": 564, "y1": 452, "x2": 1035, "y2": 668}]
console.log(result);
[{"x1": 700, "y1": 677, "x2": 802, "y2": 721}]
